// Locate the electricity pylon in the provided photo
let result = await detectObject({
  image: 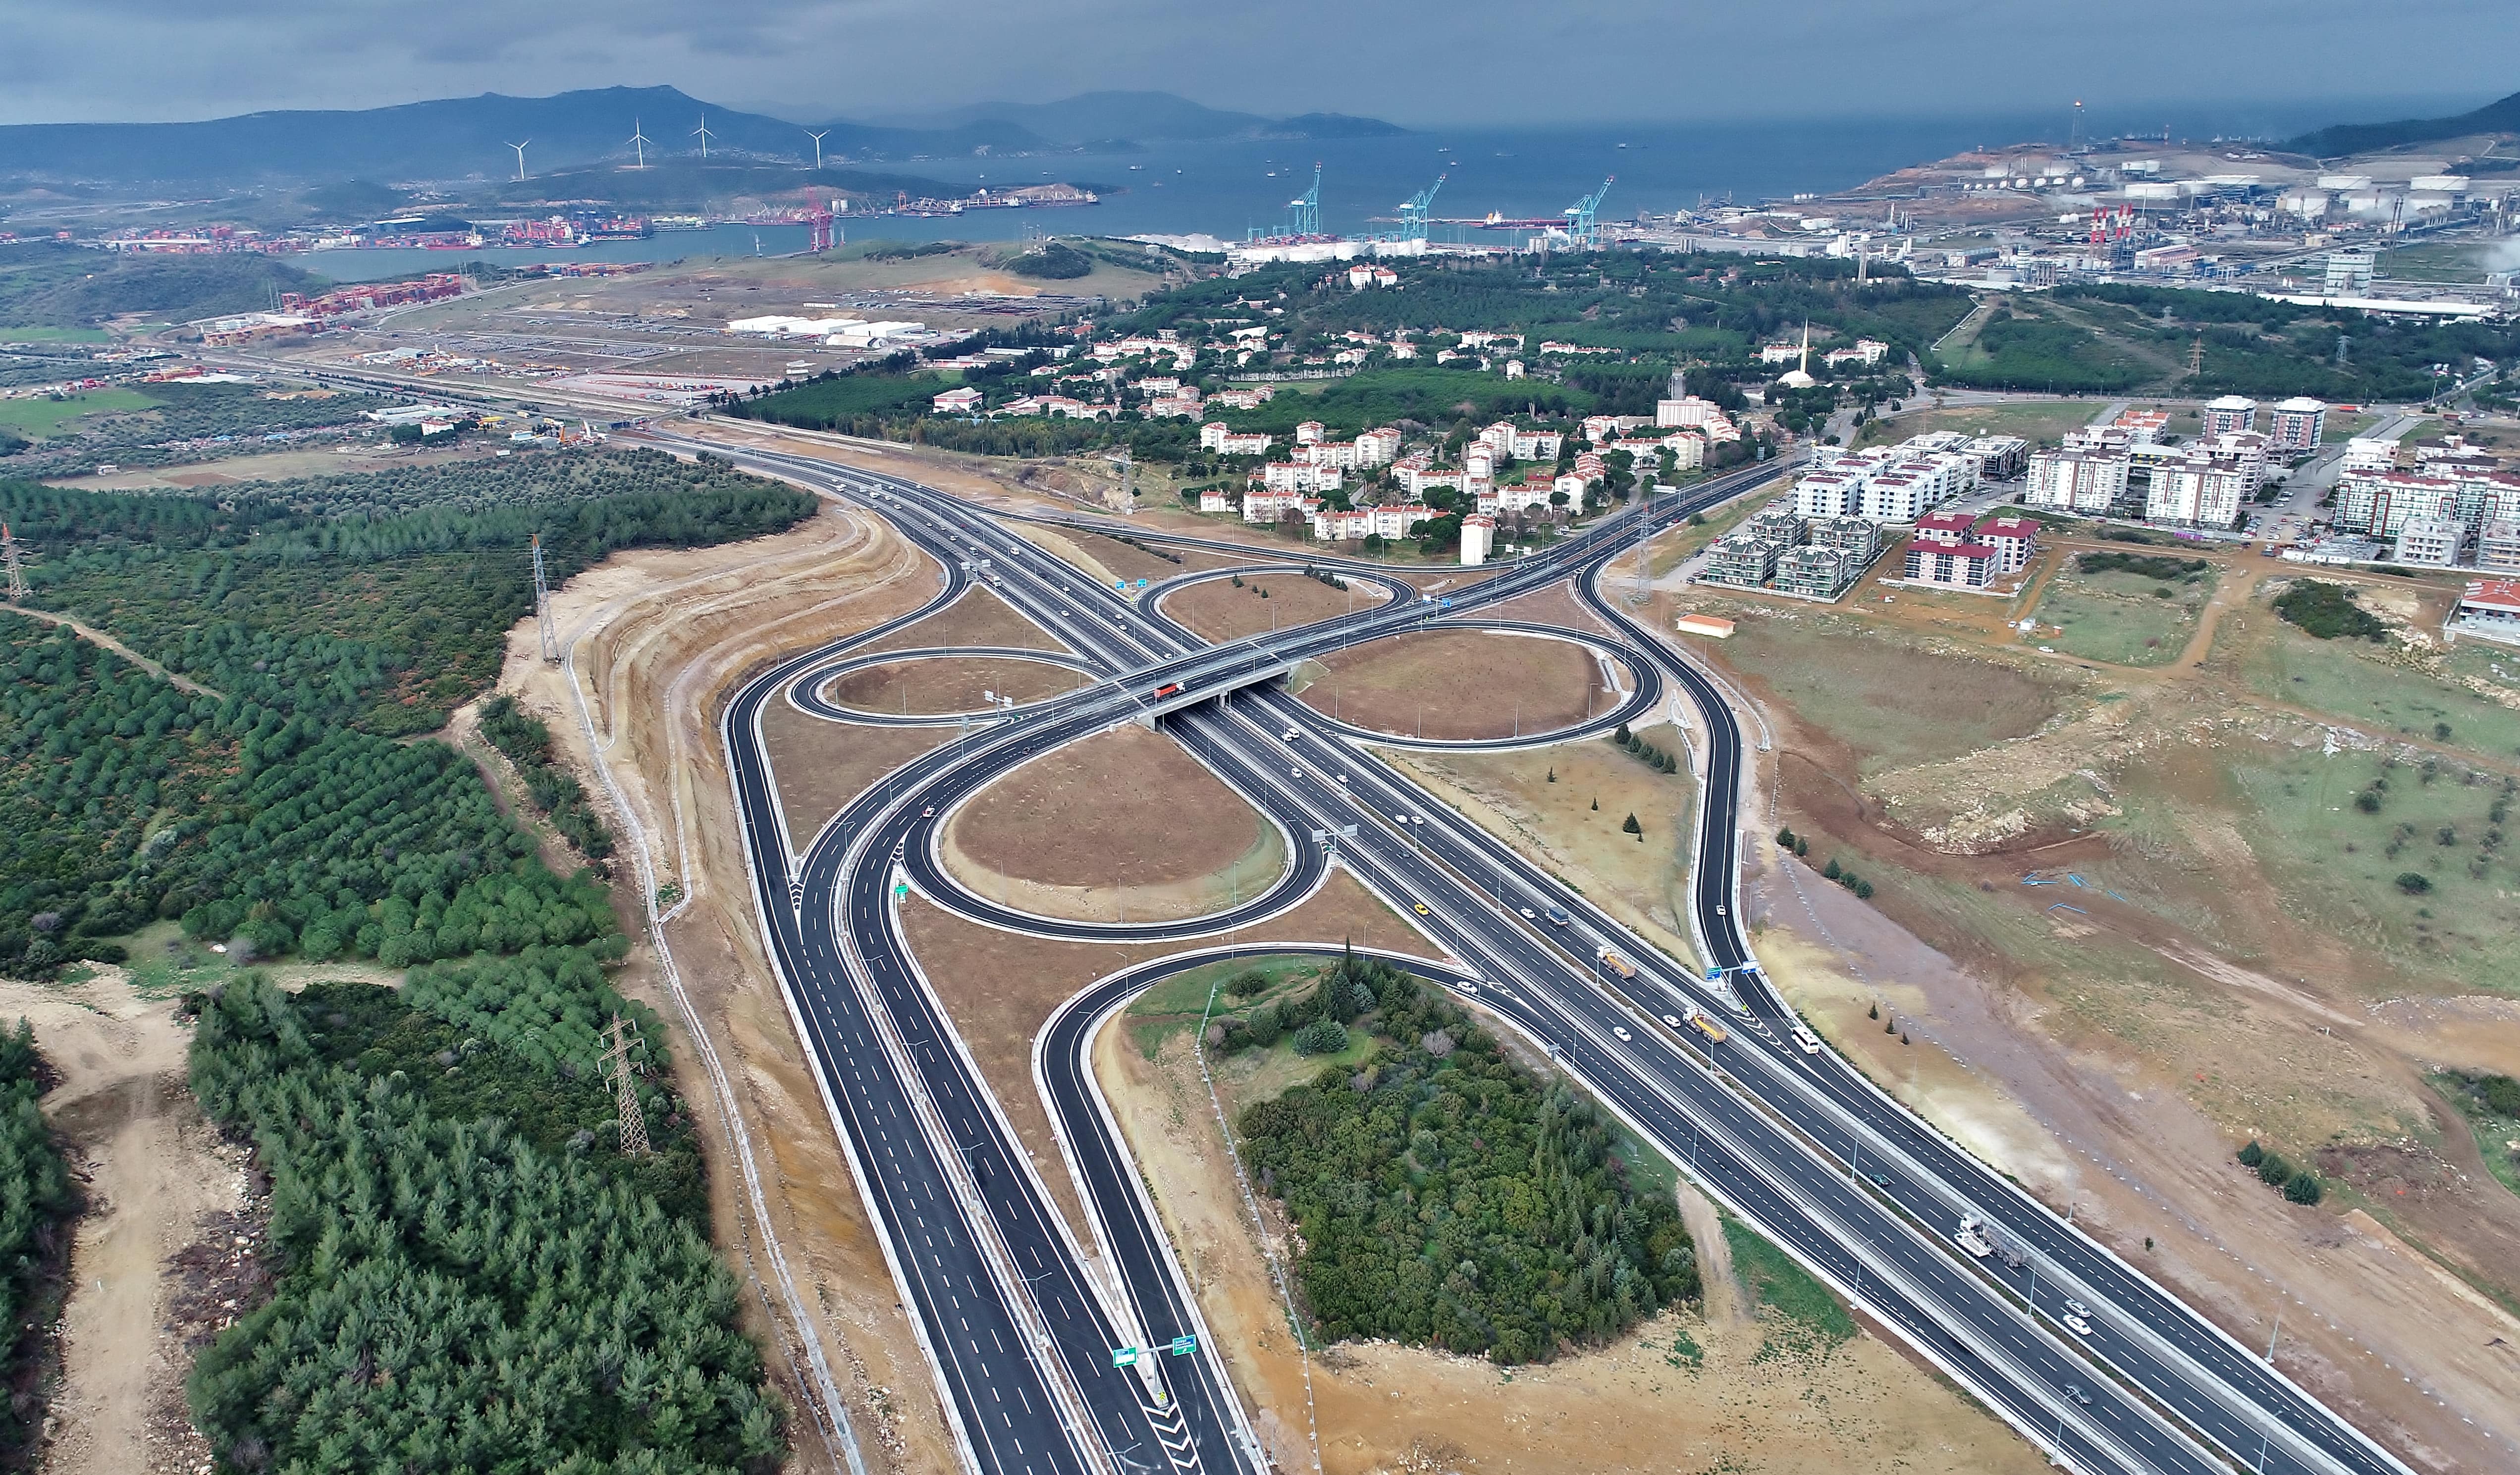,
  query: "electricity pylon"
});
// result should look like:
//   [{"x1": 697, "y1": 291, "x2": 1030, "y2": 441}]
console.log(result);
[
  {"x1": 532, "y1": 534, "x2": 558, "y2": 663},
  {"x1": 603, "y1": 1013, "x2": 651, "y2": 1157},
  {"x1": 1, "y1": 524, "x2": 26, "y2": 604}
]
